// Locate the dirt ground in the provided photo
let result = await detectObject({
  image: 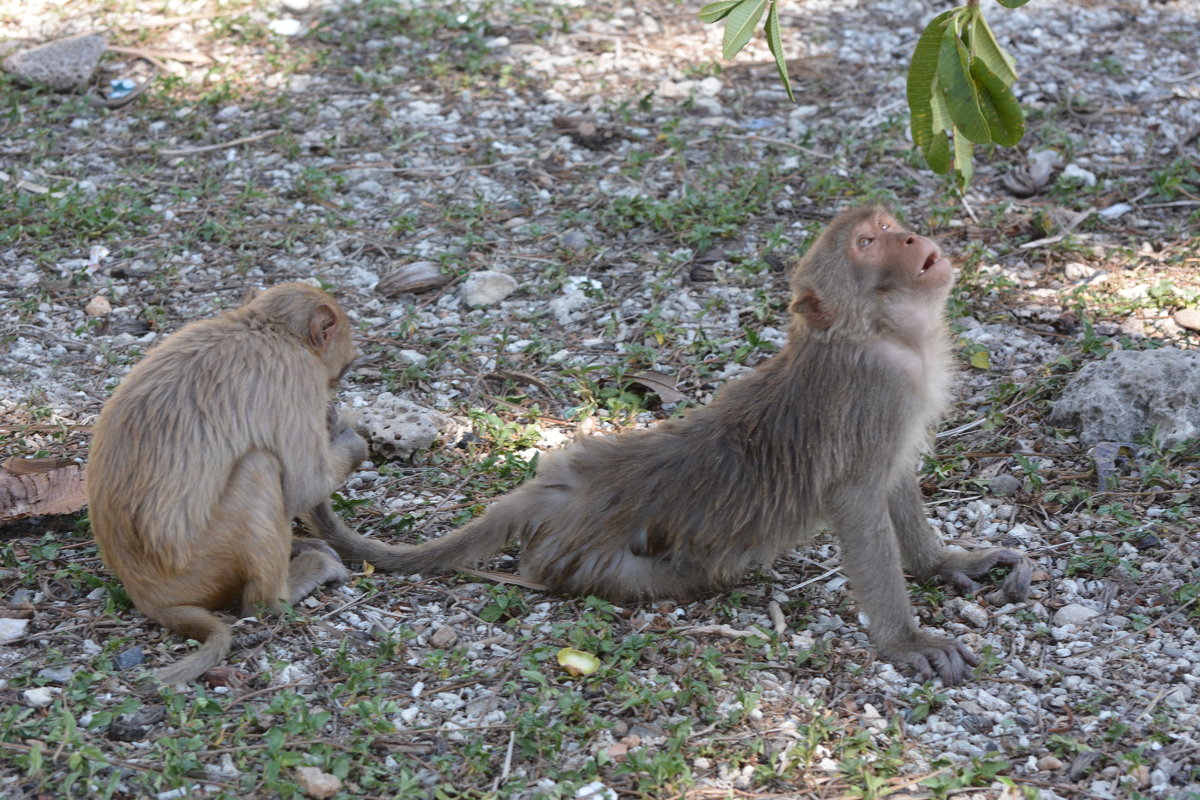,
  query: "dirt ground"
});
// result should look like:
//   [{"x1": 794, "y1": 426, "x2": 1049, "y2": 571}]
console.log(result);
[{"x1": 2, "y1": 1, "x2": 1200, "y2": 798}]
